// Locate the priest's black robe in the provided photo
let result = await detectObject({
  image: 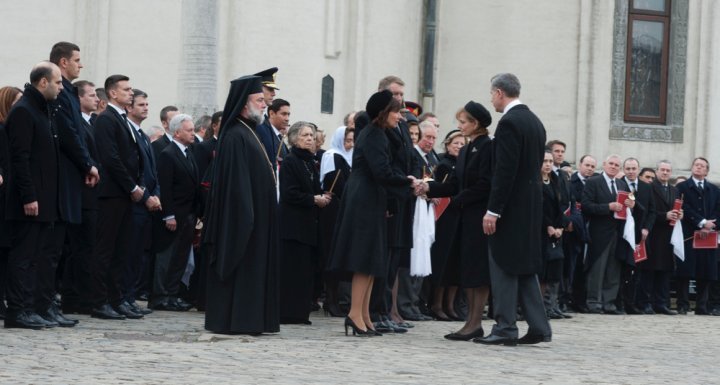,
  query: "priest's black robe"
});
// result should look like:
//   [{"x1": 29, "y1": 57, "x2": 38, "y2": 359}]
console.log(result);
[{"x1": 202, "y1": 117, "x2": 280, "y2": 334}]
